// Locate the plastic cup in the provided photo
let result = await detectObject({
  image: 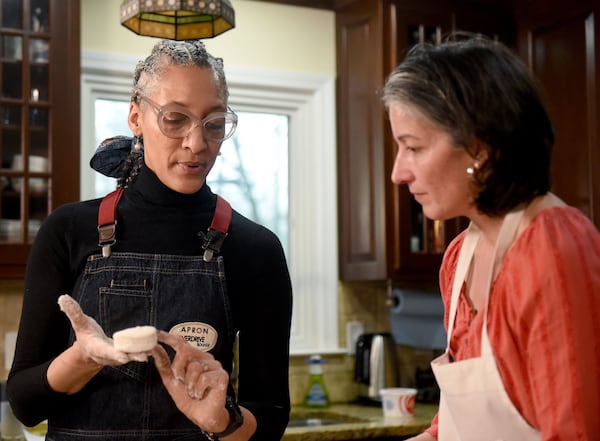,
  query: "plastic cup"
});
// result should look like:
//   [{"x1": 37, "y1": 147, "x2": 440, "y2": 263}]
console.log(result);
[{"x1": 380, "y1": 387, "x2": 417, "y2": 418}]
